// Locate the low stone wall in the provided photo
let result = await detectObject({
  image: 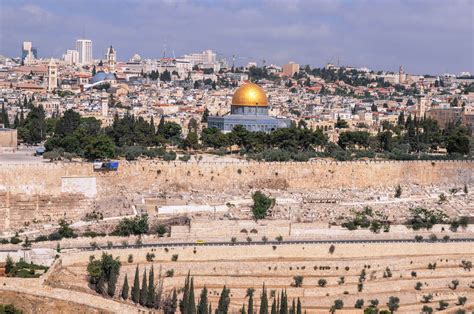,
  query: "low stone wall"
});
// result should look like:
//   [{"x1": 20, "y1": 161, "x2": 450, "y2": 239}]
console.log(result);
[{"x1": 0, "y1": 160, "x2": 472, "y2": 233}]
